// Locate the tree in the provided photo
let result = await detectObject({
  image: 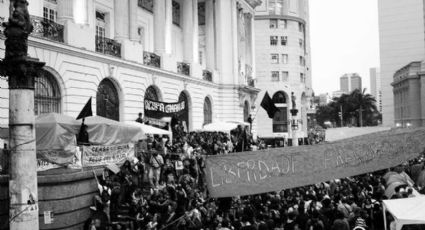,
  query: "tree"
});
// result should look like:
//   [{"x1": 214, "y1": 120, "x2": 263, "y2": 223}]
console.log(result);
[{"x1": 349, "y1": 89, "x2": 377, "y2": 127}]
